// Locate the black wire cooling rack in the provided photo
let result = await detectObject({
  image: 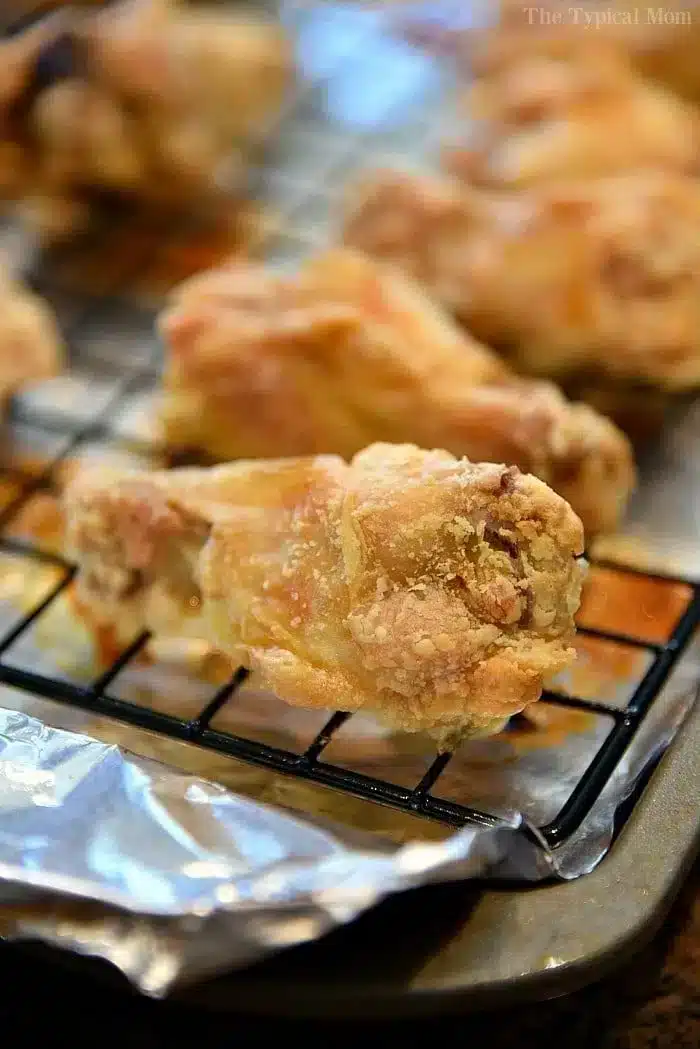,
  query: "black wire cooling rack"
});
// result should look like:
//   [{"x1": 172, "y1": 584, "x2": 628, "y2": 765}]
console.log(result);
[{"x1": 0, "y1": 0, "x2": 699, "y2": 853}]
